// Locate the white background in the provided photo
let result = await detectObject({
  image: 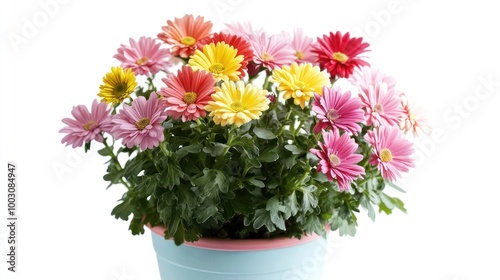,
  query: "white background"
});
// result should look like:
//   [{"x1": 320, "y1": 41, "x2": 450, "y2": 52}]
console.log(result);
[{"x1": 1, "y1": 0, "x2": 499, "y2": 279}]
